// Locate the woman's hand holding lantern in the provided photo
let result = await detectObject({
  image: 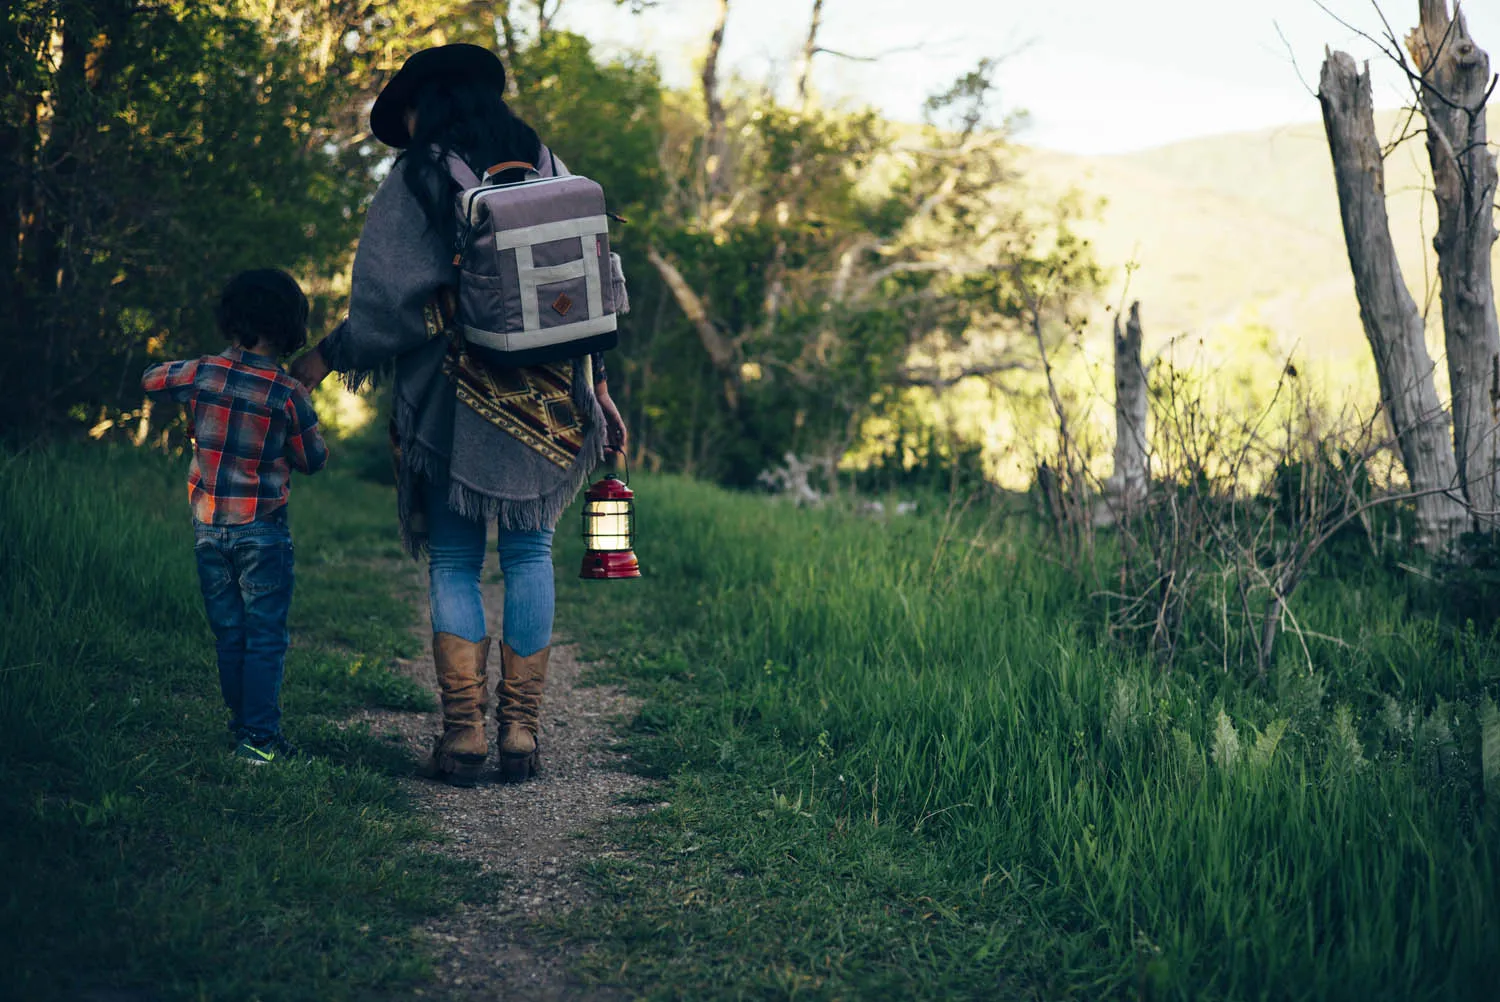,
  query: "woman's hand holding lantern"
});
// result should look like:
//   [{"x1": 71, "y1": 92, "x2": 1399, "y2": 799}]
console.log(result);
[{"x1": 595, "y1": 380, "x2": 628, "y2": 459}]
